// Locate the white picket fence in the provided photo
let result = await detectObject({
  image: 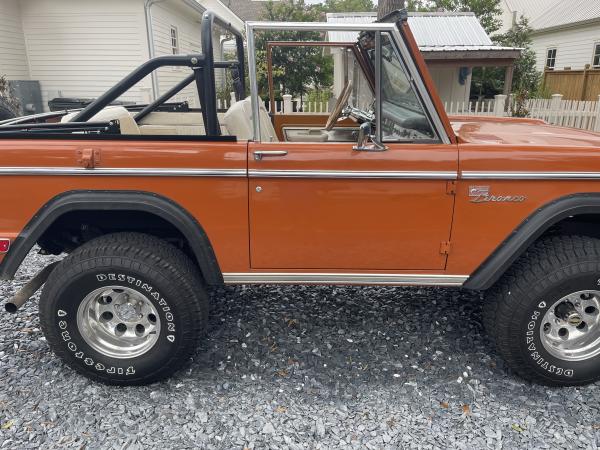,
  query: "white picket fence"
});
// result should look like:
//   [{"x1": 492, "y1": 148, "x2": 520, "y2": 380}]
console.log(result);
[
  {"x1": 265, "y1": 94, "x2": 330, "y2": 114},
  {"x1": 445, "y1": 94, "x2": 600, "y2": 132},
  {"x1": 225, "y1": 90, "x2": 600, "y2": 132},
  {"x1": 222, "y1": 92, "x2": 329, "y2": 114}
]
